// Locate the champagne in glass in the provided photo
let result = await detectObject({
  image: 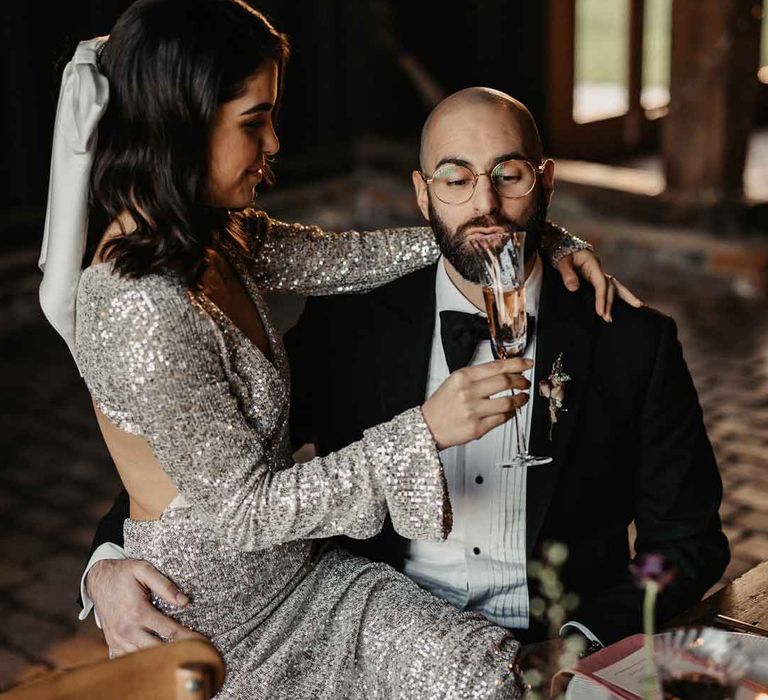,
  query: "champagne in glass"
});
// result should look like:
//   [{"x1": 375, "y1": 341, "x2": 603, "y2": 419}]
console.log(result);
[
  {"x1": 482, "y1": 284, "x2": 527, "y2": 359},
  {"x1": 473, "y1": 231, "x2": 552, "y2": 468}
]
